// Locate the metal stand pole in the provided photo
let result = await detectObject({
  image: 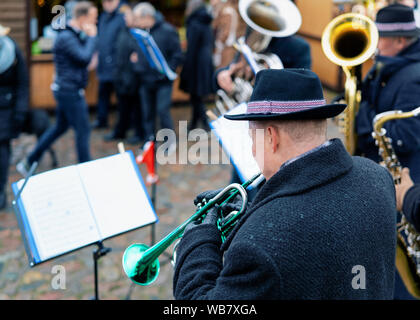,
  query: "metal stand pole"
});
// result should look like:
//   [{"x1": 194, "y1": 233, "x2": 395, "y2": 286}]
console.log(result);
[{"x1": 92, "y1": 242, "x2": 111, "y2": 300}]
